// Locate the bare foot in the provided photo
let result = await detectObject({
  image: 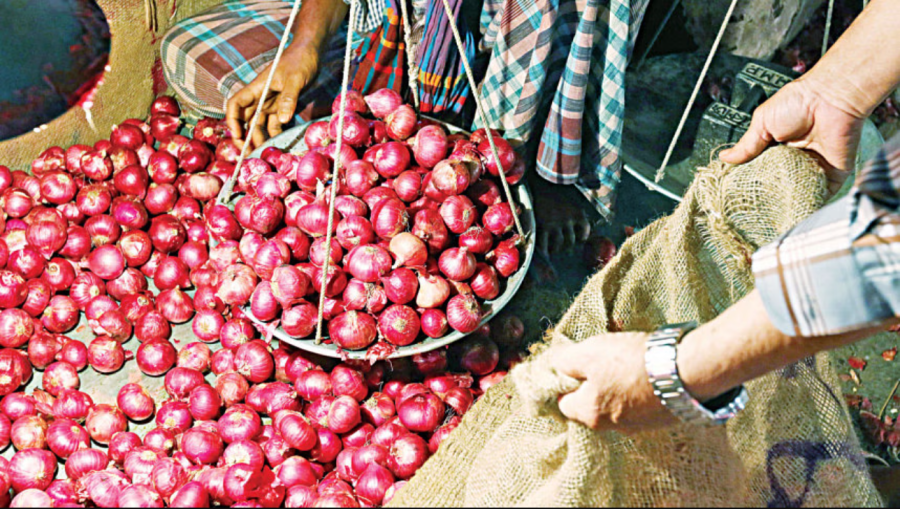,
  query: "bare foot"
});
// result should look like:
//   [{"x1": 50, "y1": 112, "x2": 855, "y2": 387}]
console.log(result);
[{"x1": 529, "y1": 177, "x2": 592, "y2": 260}]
